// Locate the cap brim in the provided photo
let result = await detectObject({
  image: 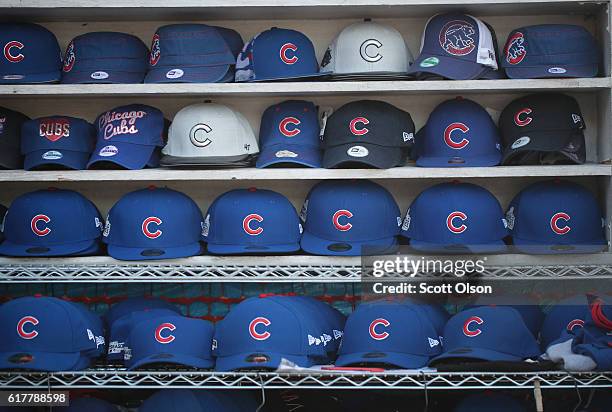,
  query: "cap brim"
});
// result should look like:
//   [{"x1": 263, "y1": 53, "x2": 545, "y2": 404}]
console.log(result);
[
  {"x1": 504, "y1": 64, "x2": 598, "y2": 79},
  {"x1": 127, "y1": 353, "x2": 213, "y2": 370},
  {"x1": 429, "y1": 347, "x2": 524, "y2": 366},
  {"x1": 145, "y1": 65, "x2": 232, "y2": 83},
  {"x1": 502, "y1": 130, "x2": 583, "y2": 165},
  {"x1": 416, "y1": 153, "x2": 501, "y2": 168},
  {"x1": 160, "y1": 154, "x2": 256, "y2": 167},
  {"x1": 206, "y1": 241, "x2": 300, "y2": 255},
  {"x1": 511, "y1": 237, "x2": 607, "y2": 255},
  {"x1": 107, "y1": 242, "x2": 202, "y2": 261},
  {"x1": 0, "y1": 238, "x2": 98, "y2": 257},
  {"x1": 300, "y1": 231, "x2": 398, "y2": 256},
  {"x1": 214, "y1": 352, "x2": 313, "y2": 372},
  {"x1": 335, "y1": 351, "x2": 430, "y2": 369},
  {"x1": 408, "y1": 239, "x2": 507, "y2": 254},
  {"x1": 256, "y1": 144, "x2": 321, "y2": 168},
  {"x1": 88, "y1": 142, "x2": 157, "y2": 170},
  {"x1": 323, "y1": 143, "x2": 404, "y2": 169},
  {"x1": 0, "y1": 70, "x2": 61, "y2": 84},
  {"x1": 0, "y1": 147, "x2": 23, "y2": 169},
  {"x1": 24, "y1": 149, "x2": 90, "y2": 170},
  {"x1": 0, "y1": 351, "x2": 86, "y2": 371},
  {"x1": 60, "y1": 71, "x2": 145, "y2": 84},
  {"x1": 407, "y1": 54, "x2": 486, "y2": 80},
  {"x1": 246, "y1": 72, "x2": 326, "y2": 82}
]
